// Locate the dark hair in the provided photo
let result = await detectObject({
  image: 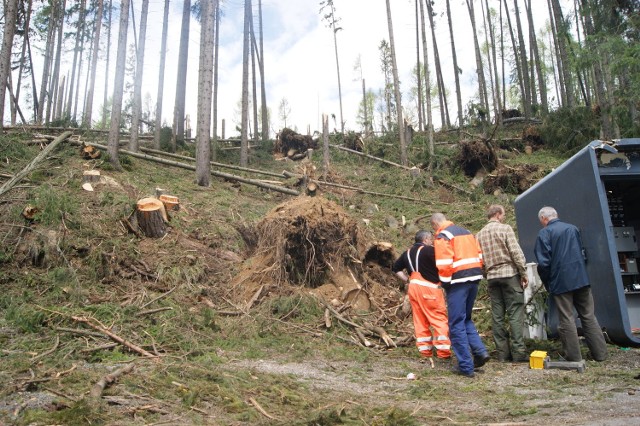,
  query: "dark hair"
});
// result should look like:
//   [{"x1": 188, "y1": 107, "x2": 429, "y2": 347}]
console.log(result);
[{"x1": 415, "y1": 230, "x2": 432, "y2": 243}]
